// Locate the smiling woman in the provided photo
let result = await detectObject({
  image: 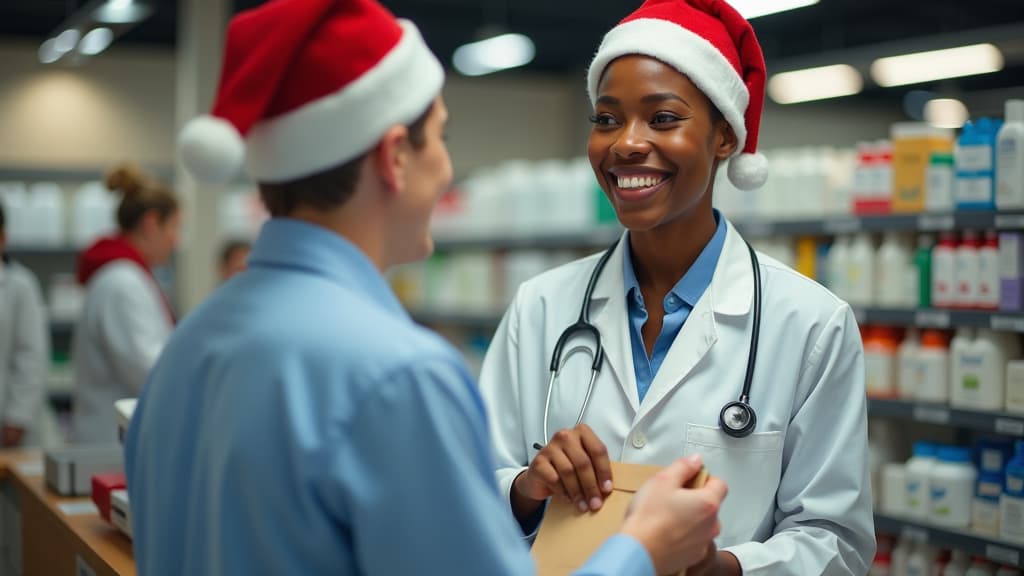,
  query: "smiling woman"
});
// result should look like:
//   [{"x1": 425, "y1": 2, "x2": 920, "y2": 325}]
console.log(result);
[{"x1": 478, "y1": 1, "x2": 875, "y2": 575}]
